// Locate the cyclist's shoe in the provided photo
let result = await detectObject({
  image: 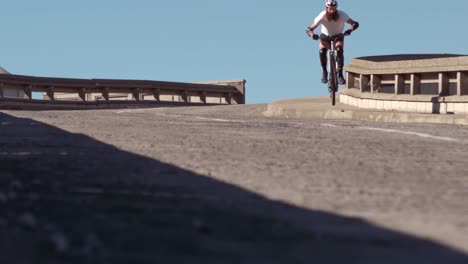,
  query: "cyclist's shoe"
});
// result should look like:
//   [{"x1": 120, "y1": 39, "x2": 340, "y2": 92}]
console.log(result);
[
  {"x1": 321, "y1": 71, "x2": 328, "y2": 84},
  {"x1": 338, "y1": 74, "x2": 346, "y2": 85}
]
